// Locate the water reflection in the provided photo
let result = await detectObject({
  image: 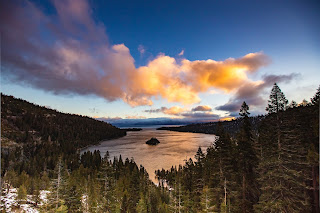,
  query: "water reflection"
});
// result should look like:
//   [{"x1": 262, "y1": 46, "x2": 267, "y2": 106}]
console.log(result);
[{"x1": 82, "y1": 129, "x2": 216, "y2": 183}]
